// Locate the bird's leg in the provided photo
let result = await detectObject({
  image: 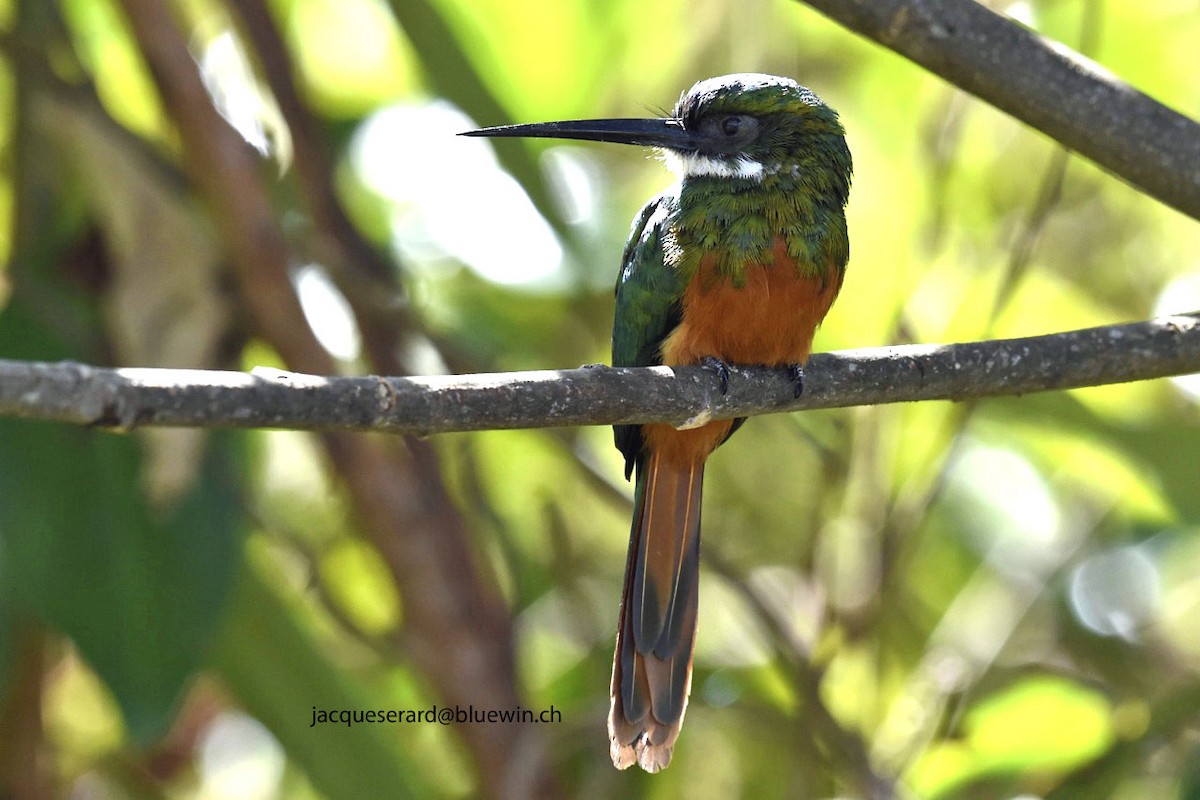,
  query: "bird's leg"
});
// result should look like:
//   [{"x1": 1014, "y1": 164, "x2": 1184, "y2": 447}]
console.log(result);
[
  {"x1": 787, "y1": 364, "x2": 805, "y2": 399},
  {"x1": 700, "y1": 356, "x2": 730, "y2": 395}
]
